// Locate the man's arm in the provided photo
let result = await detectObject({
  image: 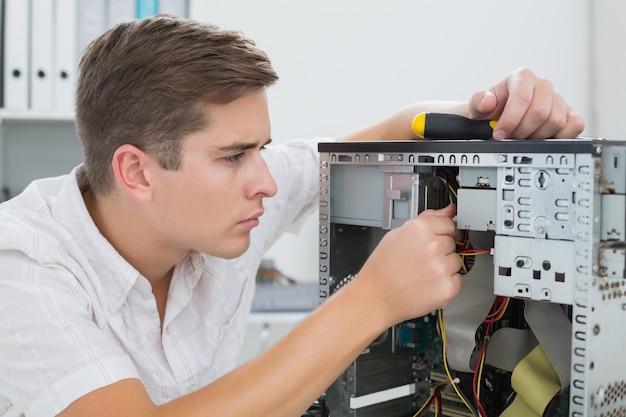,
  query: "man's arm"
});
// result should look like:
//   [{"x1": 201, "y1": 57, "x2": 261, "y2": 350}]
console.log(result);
[
  {"x1": 337, "y1": 68, "x2": 585, "y2": 142},
  {"x1": 59, "y1": 67, "x2": 584, "y2": 417},
  {"x1": 60, "y1": 206, "x2": 462, "y2": 417}
]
